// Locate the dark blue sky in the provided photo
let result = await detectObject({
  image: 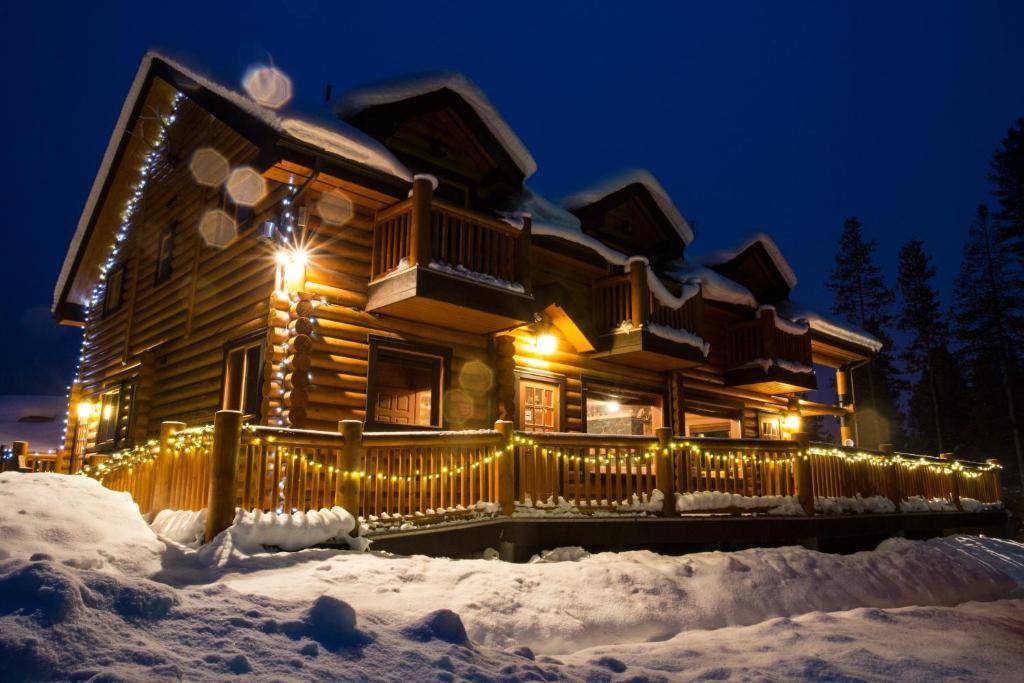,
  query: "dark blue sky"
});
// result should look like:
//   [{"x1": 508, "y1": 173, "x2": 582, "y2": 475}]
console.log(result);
[{"x1": 2, "y1": 1, "x2": 1022, "y2": 395}]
